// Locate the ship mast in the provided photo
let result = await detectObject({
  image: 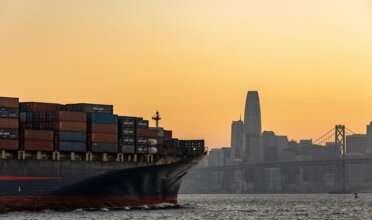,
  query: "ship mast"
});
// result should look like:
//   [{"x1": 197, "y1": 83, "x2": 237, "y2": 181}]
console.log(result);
[{"x1": 152, "y1": 111, "x2": 161, "y2": 128}]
